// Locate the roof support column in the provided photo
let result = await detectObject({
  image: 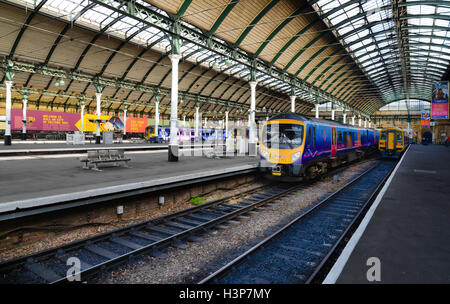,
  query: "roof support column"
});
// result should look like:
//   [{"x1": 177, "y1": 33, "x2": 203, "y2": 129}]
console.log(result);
[
  {"x1": 194, "y1": 101, "x2": 200, "y2": 139},
  {"x1": 352, "y1": 114, "x2": 355, "y2": 126},
  {"x1": 343, "y1": 111, "x2": 347, "y2": 124},
  {"x1": 3, "y1": 60, "x2": 14, "y2": 145},
  {"x1": 80, "y1": 97, "x2": 85, "y2": 133},
  {"x1": 95, "y1": 85, "x2": 103, "y2": 144},
  {"x1": 168, "y1": 53, "x2": 181, "y2": 162},
  {"x1": 290, "y1": 96, "x2": 296, "y2": 113},
  {"x1": 359, "y1": 116, "x2": 362, "y2": 127},
  {"x1": 315, "y1": 103, "x2": 319, "y2": 119},
  {"x1": 4, "y1": 80, "x2": 13, "y2": 146},
  {"x1": 225, "y1": 104, "x2": 229, "y2": 139},
  {"x1": 331, "y1": 103, "x2": 335, "y2": 121},
  {"x1": 123, "y1": 104, "x2": 128, "y2": 137},
  {"x1": 364, "y1": 118, "x2": 367, "y2": 128},
  {"x1": 249, "y1": 79, "x2": 258, "y2": 156},
  {"x1": 154, "y1": 96, "x2": 160, "y2": 140},
  {"x1": 21, "y1": 92, "x2": 28, "y2": 140},
  {"x1": 290, "y1": 85, "x2": 296, "y2": 113}
]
